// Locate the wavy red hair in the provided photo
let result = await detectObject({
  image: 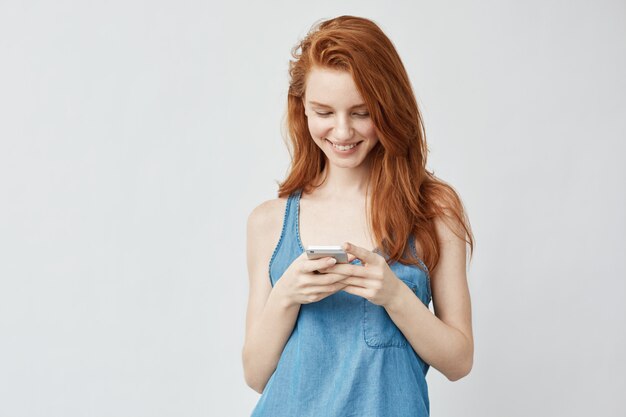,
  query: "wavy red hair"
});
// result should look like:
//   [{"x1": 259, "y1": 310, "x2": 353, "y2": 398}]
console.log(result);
[{"x1": 277, "y1": 15, "x2": 474, "y2": 274}]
